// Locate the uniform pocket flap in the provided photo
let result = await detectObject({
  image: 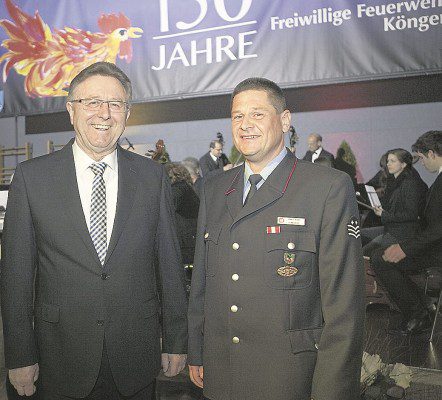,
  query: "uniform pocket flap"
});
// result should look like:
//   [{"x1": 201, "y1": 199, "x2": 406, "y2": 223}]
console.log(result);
[
  {"x1": 41, "y1": 303, "x2": 60, "y2": 323},
  {"x1": 143, "y1": 296, "x2": 160, "y2": 318},
  {"x1": 287, "y1": 327, "x2": 322, "y2": 354},
  {"x1": 204, "y1": 224, "x2": 222, "y2": 244},
  {"x1": 266, "y1": 230, "x2": 316, "y2": 253}
]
